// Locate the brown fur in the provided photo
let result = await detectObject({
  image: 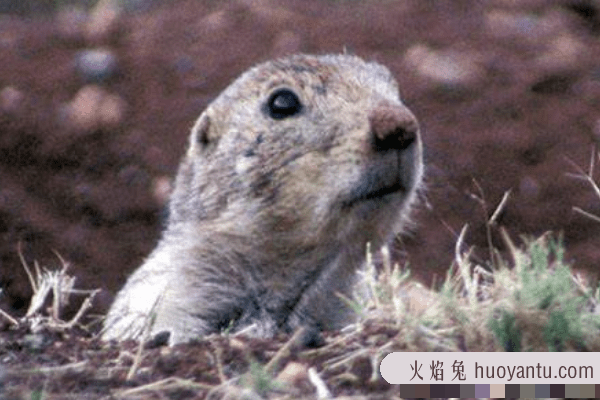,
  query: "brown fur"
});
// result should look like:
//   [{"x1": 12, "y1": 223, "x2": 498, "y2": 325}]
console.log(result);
[{"x1": 103, "y1": 54, "x2": 423, "y2": 344}]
